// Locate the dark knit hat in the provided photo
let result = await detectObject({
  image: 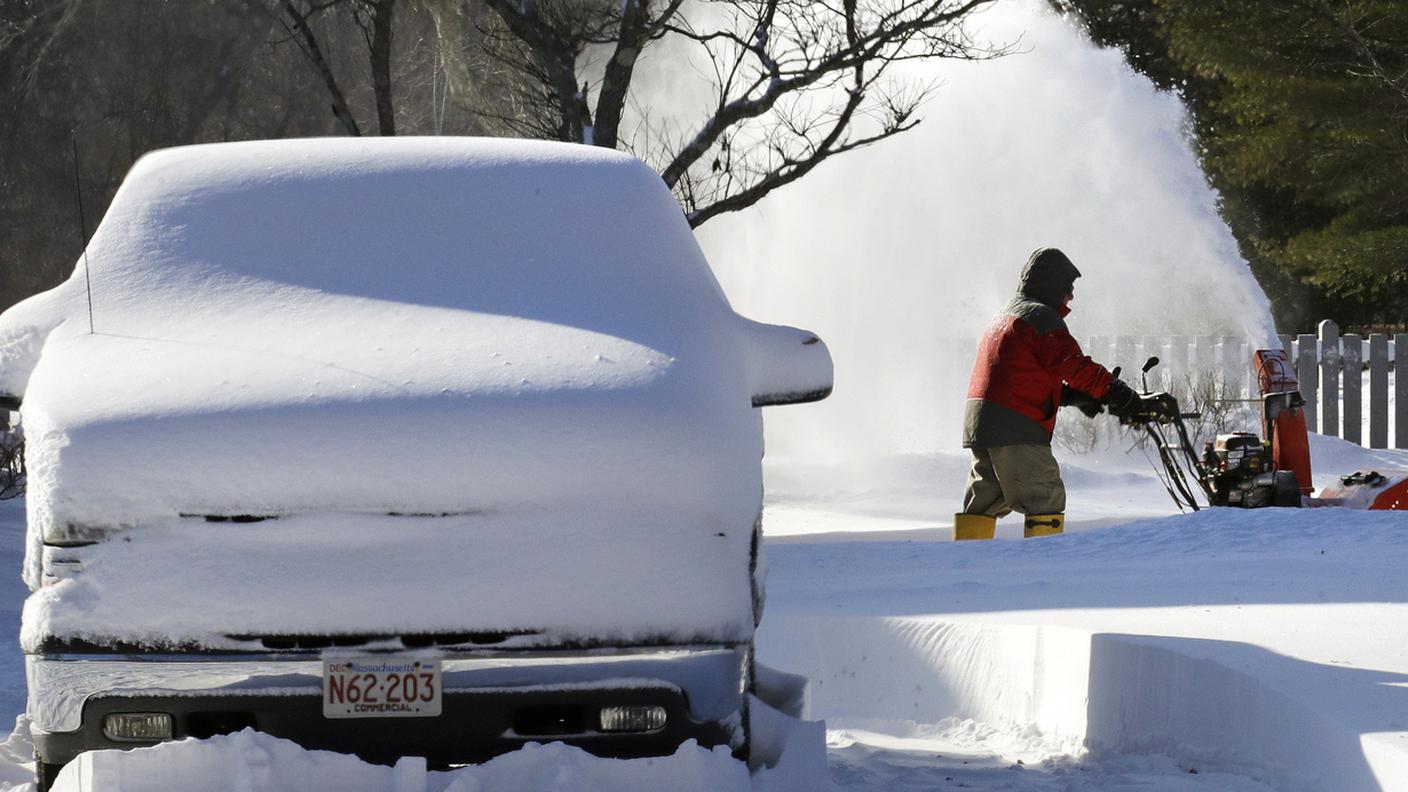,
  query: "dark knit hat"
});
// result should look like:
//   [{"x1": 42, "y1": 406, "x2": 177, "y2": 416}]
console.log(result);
[{"x1": 1018, "y1": 247, "x2": 1081, "y2": 308}]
